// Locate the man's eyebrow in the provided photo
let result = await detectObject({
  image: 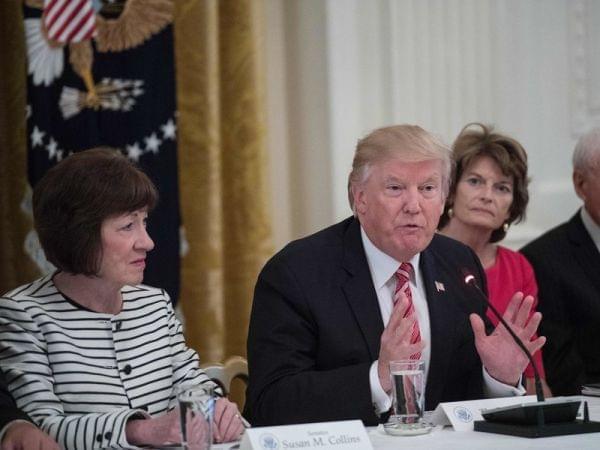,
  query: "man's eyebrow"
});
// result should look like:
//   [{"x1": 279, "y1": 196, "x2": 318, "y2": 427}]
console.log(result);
[{"x1": 421, "y1": 174, "x2": 441, "y2": 183}]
